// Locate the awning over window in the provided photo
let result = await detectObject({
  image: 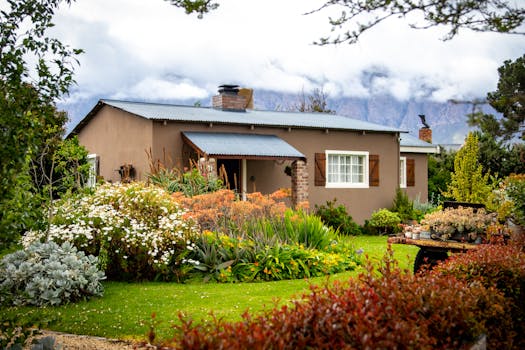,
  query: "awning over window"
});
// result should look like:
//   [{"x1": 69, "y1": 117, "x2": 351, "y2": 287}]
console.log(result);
[{"x1": 182, "y1": 132, "x2": 305, "y2": 160}]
